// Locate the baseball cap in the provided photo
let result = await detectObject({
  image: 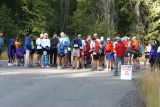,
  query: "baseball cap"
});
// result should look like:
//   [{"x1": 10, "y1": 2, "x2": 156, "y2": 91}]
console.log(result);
[{"x1": 107, "y1": 38, "x2": 111, "y2": 41}]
